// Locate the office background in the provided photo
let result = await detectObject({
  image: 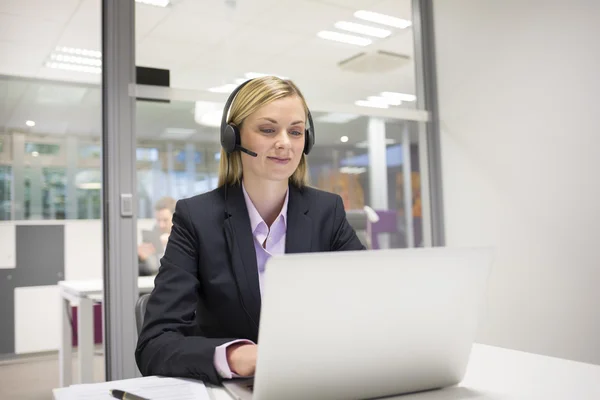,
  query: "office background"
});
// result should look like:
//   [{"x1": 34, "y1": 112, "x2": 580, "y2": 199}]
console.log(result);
[
  {"x1": 0, "y1": 0, "x2": 598, "y2": 394},
  {"x1": 0, "y1": 0, "x2": 434, "y2": 373}
]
